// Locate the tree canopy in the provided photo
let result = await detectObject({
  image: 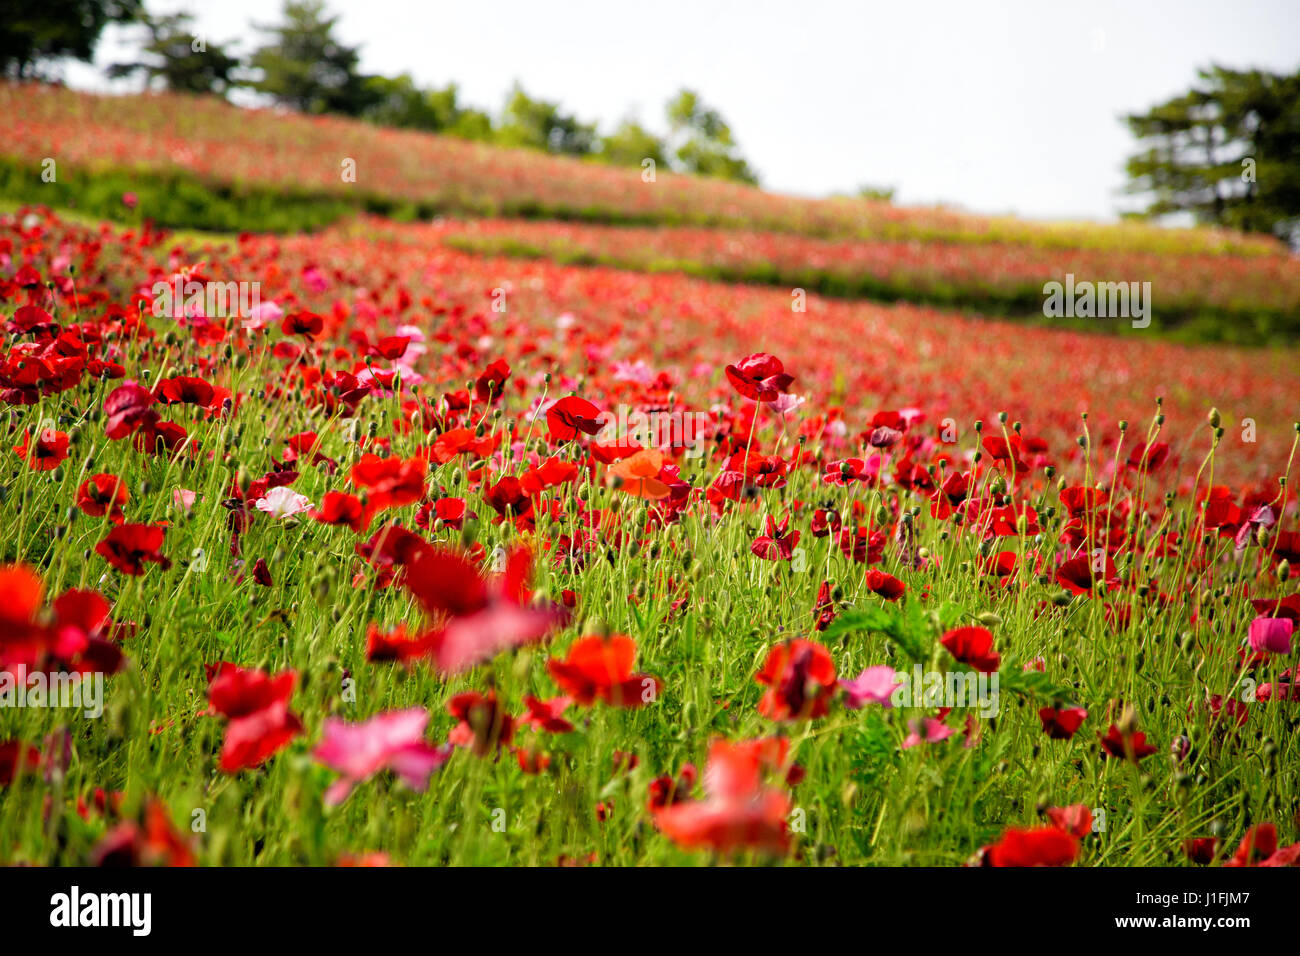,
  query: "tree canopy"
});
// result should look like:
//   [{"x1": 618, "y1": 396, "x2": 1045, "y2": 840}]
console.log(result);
[
  {"x1": 107, "y1": 12, "x2": 243, "y2": 97},
  {"x1": 1123, "y1": 64, "x2": 1300, "y2": 246},
  {"x1": 248, "y1": 0, "x2": 377, "y2": 116},
  {"x1": 1, "y1": 0, "x2": 142, "y2": 79}
]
